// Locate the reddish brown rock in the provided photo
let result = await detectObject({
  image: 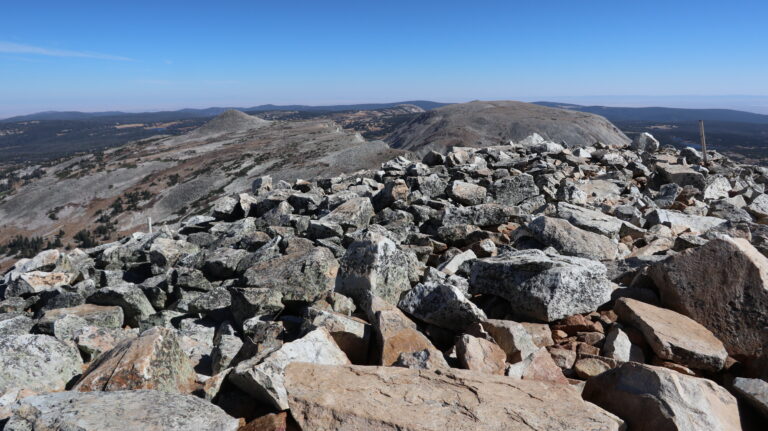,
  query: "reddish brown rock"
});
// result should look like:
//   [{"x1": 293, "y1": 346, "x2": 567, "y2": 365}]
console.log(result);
[
  {"x1": 573, "y1": 357, "x2": 612, "y2": 379},
  {"x1": 285, "y1": 363, "x2": 625, "y2": 431},
  {"x1": 615, "y1": 298, "x2": 727, "y2": 371},
  {"x1": 74, "y1": 327, "x2": 196, "y2": 393},
  {"x1": 370, "y1": 298, "x2": 447, "y2": 368},
  {"x1": 455, "y1": 334, "x2": 506, "y2": 375},
  {"x1": 648, "y1": 237, "x2": 768, "y2": 360}
]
